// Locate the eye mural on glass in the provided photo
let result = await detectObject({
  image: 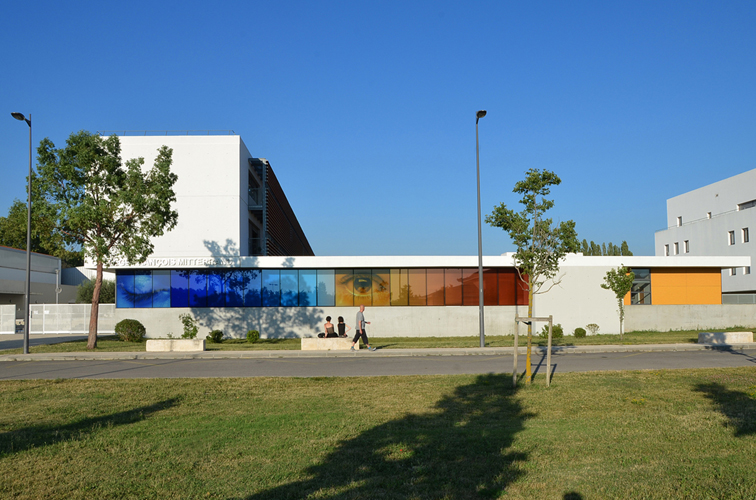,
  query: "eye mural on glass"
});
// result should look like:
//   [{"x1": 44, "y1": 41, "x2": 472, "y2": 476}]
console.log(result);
[
  {"x1": 170, "y1": 270, "x2": 190, "y2": 307},
  {"x1": 152, "y1": 270, "x2": 171, "y2": 308},
  {"x1": 372, "y1": 269, "x2": 390, "y2": 306}
]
